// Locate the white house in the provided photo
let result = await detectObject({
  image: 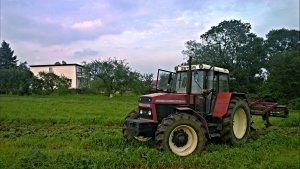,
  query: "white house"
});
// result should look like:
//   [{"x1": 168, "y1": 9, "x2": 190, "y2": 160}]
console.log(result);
[{"x1": 30, "y1": 64, "x2": 84, "y2": 89}]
